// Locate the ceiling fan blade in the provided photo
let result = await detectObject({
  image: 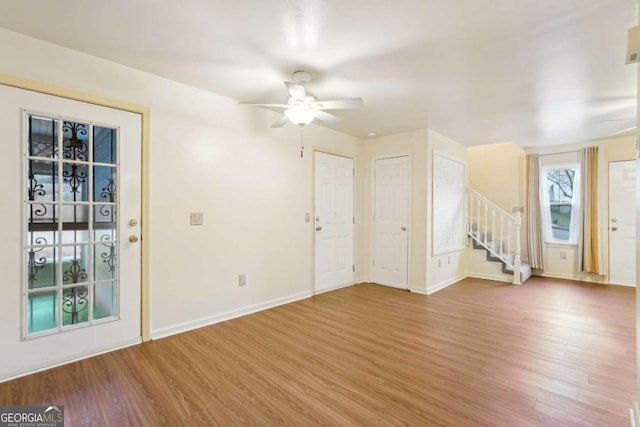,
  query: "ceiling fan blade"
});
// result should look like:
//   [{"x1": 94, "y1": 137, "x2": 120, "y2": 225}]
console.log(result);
[
  {"x1": 284, "y1": 81, "x2": 306, "y2": 99},
  {"x1": 318, "y1": 98, "x2": 364, "y2": 110},
  {"x1": 239, "y1": 102, "x2": 288, "y2": 108},
  {"x1": 315, "y1": 110, "x2": 342, "y2": 124},
  {"x1": 271, "y1": 115, "x2": 290, "y2": 128}
]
